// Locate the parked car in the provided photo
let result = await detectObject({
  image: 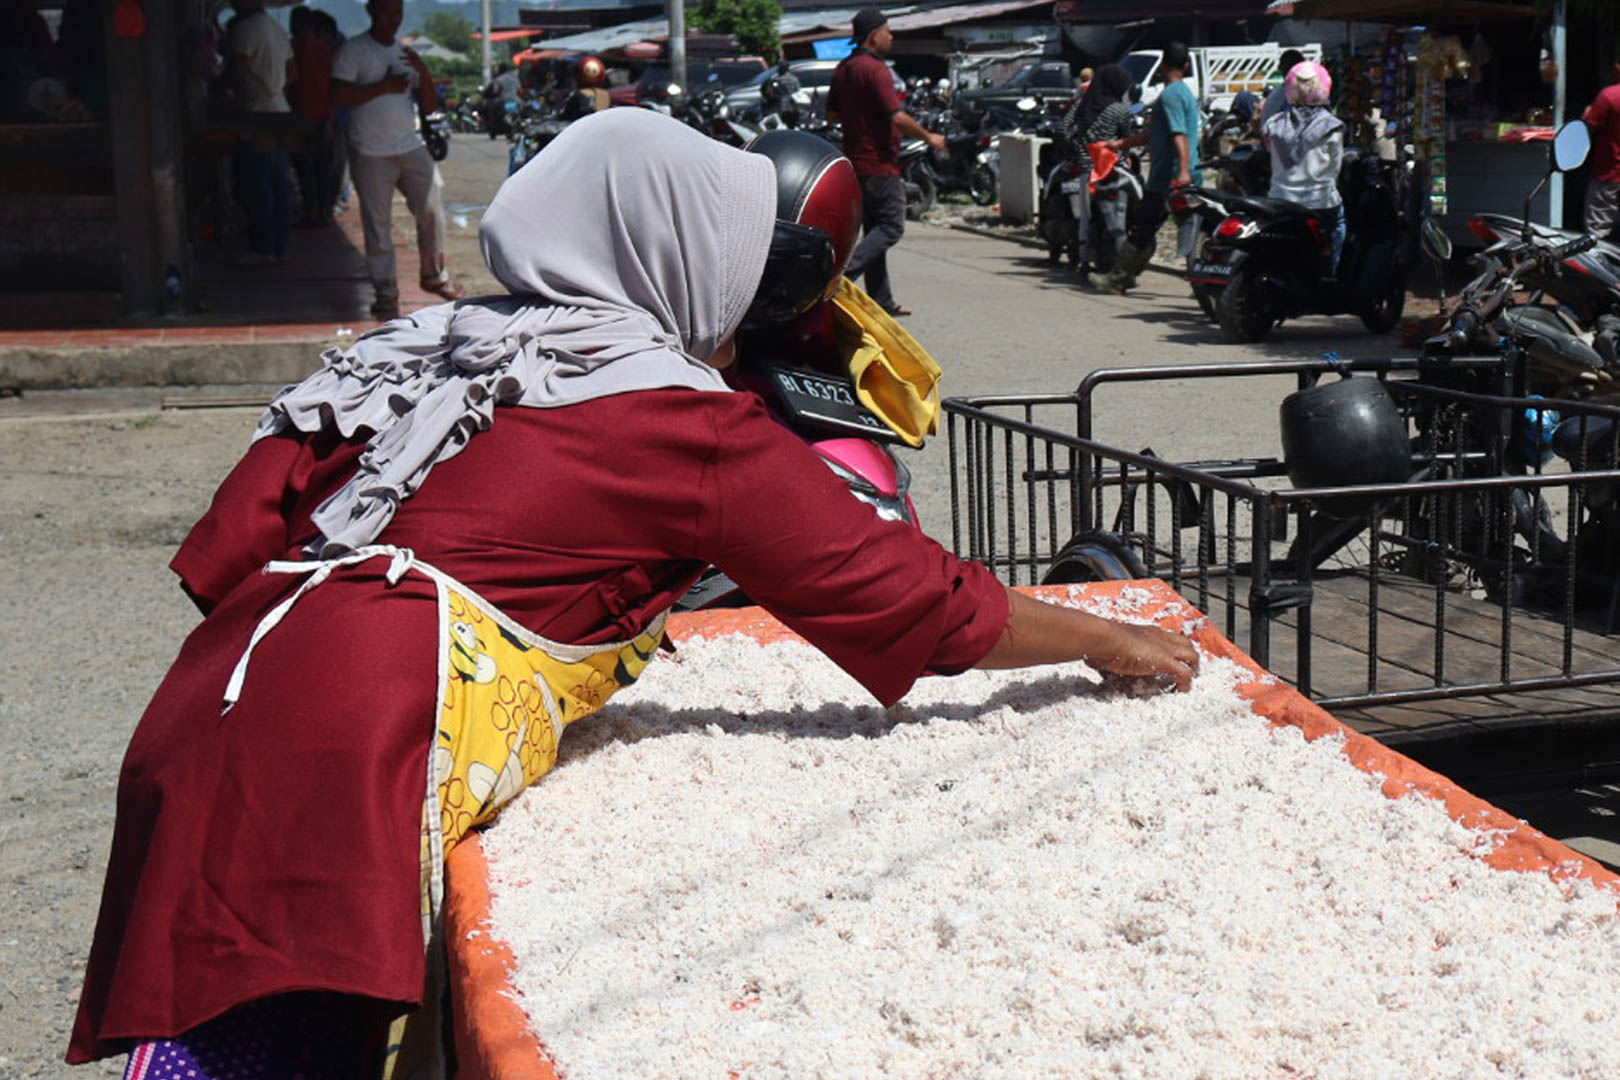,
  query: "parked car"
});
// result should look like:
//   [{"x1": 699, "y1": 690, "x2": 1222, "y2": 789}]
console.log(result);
[
  {"x1": 723, "y1": 58, "x2": 905, "y2": 121},
  {"x1": 610, "y1": 58, "x2": 767, "y2": 107},
  {"x1": 953, "y1": 60, "x2": 1074, "y2": 120}
]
